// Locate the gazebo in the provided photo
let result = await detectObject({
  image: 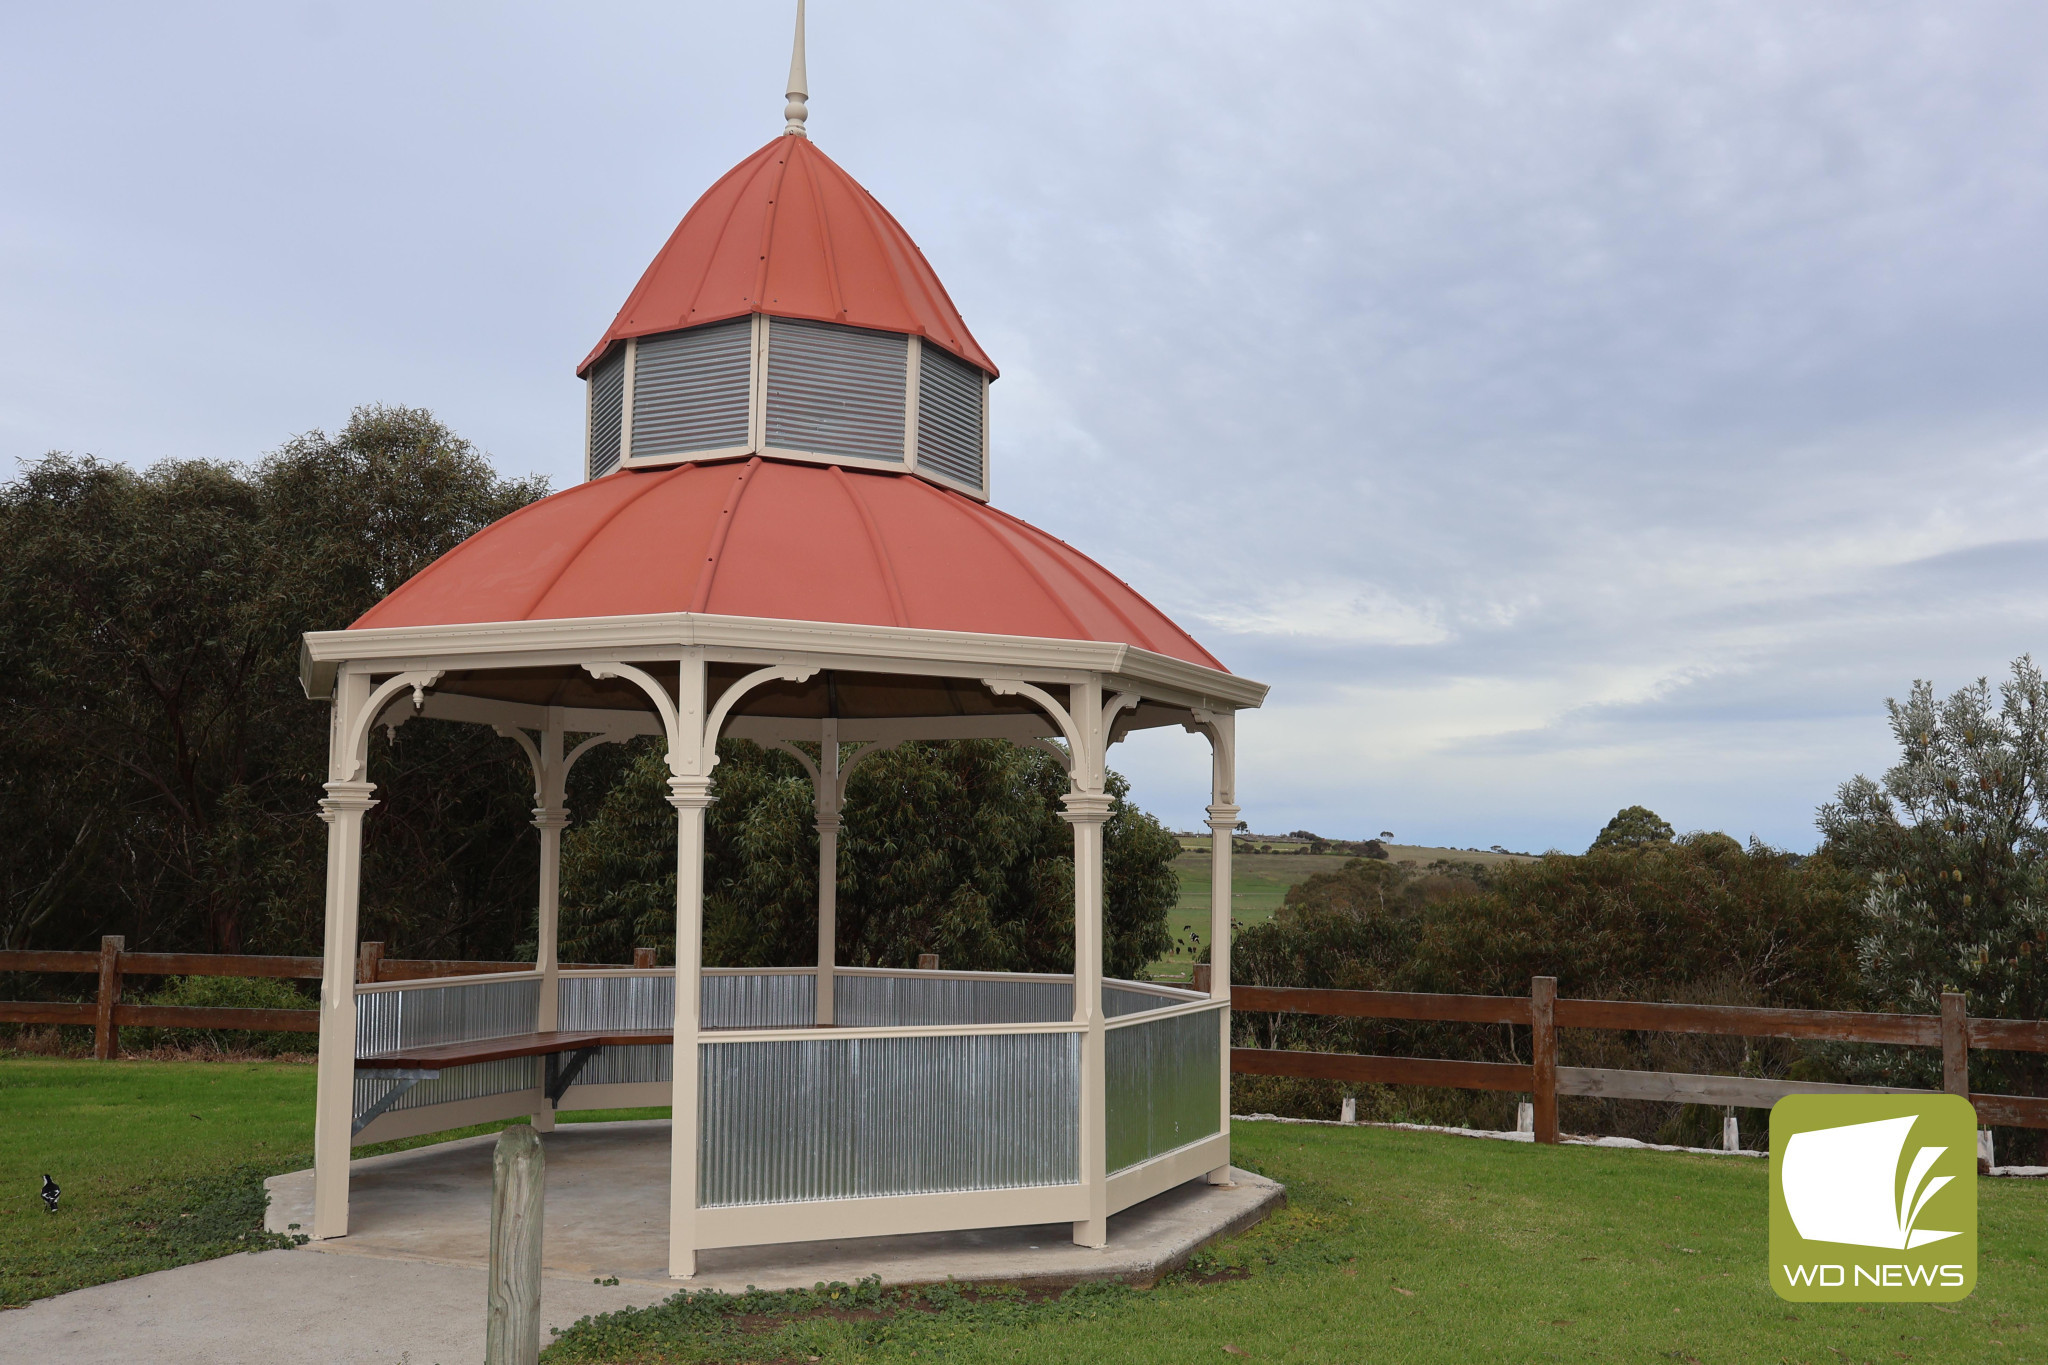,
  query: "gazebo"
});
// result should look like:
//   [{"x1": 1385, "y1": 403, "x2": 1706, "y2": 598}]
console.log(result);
[{"x1": 299, "y1": 22, "x2": 1266, "y2": 1280}]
